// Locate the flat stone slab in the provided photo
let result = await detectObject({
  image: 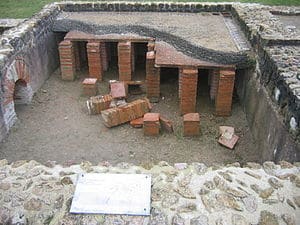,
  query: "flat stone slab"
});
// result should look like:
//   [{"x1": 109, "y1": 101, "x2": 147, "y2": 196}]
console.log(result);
[
  {"x1": 55, "y1": 11, "x2": 240, "y2": 53},
  {"x1": 70, "y1": 173, "x2": 151, "y2": 215},
  {"x1": 155, "y1": 41, "x2": 234, "y2": 69}
]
